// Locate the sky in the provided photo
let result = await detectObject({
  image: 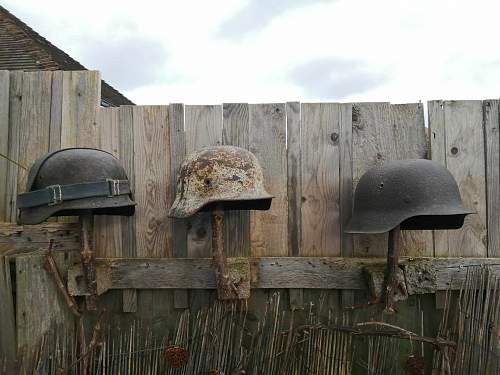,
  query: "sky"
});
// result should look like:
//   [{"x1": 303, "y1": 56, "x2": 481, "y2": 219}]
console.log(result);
[{"x1": 3, "y1": 0, "x2": 500, "y2": 105}]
